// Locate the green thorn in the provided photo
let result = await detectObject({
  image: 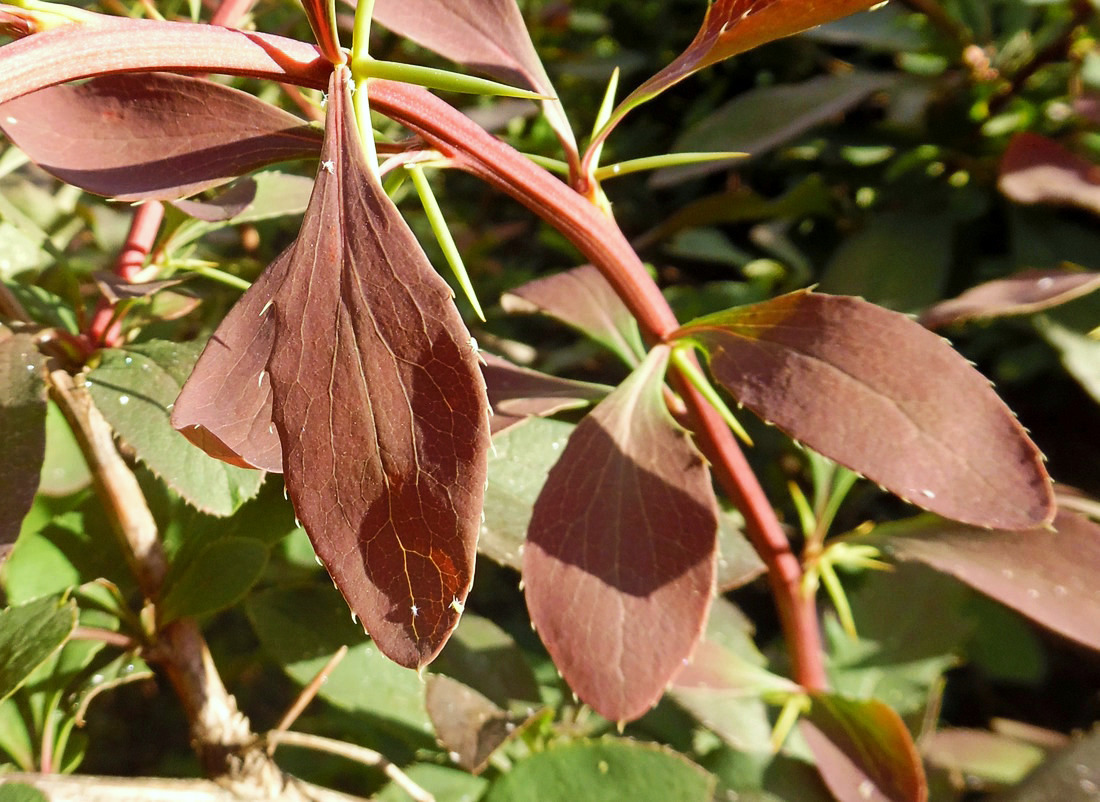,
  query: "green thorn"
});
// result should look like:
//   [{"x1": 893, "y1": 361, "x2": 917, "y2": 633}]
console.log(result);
[
  {"x1": 183, "y1": 264, "x2": 251, "y2": 291},
  {"x1": 407, "y1": 165, "x2": 486, "y2": 322},
  {"x1": 819, "y1": 559, "x2": 858, "y2": 640},
  {"x1": 586, "y1": 67, "x2": 620, "y2": 175},
  {"x1": 593, "y1": 151, "x2": 746, "y2": 182},
  {"x1": 787, "y1": 480, "x2": 816, "y2": 542},
  {"x1": 770, "y1": 694, "x2": 810, "y2": 753},
  {"x1": 351, "y1": 57, "x2": 549, "y2": 100},
  {"x1": 670, "y1": 345, "x2": 753, "y2": 446},
  {"x1": 350, "y1": 0, "x2": 380, "y2": 179}
]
